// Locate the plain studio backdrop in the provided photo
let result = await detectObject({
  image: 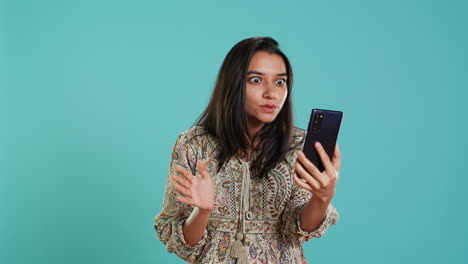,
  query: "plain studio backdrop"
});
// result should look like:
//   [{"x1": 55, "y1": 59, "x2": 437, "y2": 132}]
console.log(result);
[{"x1": 2, "y1": 0, "x2": 467, "y2": 263}]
